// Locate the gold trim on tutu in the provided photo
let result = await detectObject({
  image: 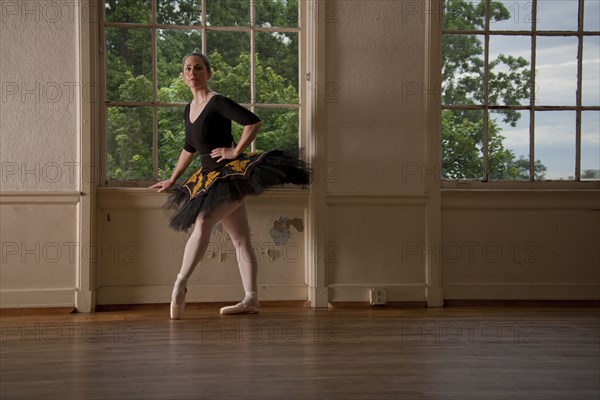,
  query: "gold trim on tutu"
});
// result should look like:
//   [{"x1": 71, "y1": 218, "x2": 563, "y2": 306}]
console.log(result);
[{"x1": 182, "y1": 152, "x2": 270, "y2": 200}]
